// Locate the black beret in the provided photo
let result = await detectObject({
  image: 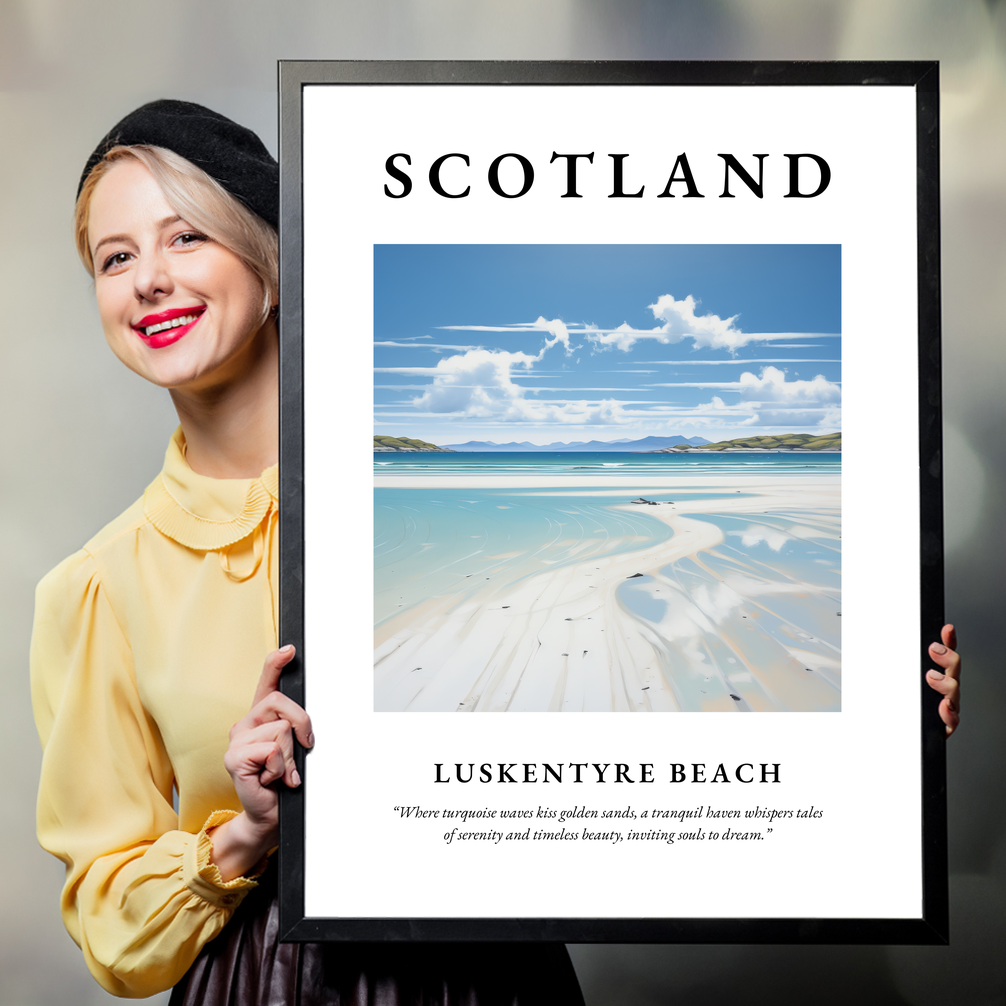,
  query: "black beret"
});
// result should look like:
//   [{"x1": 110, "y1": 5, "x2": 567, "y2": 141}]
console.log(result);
[{"x1": 78, "y1": 99, "x2": 278, "y2": 228}]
